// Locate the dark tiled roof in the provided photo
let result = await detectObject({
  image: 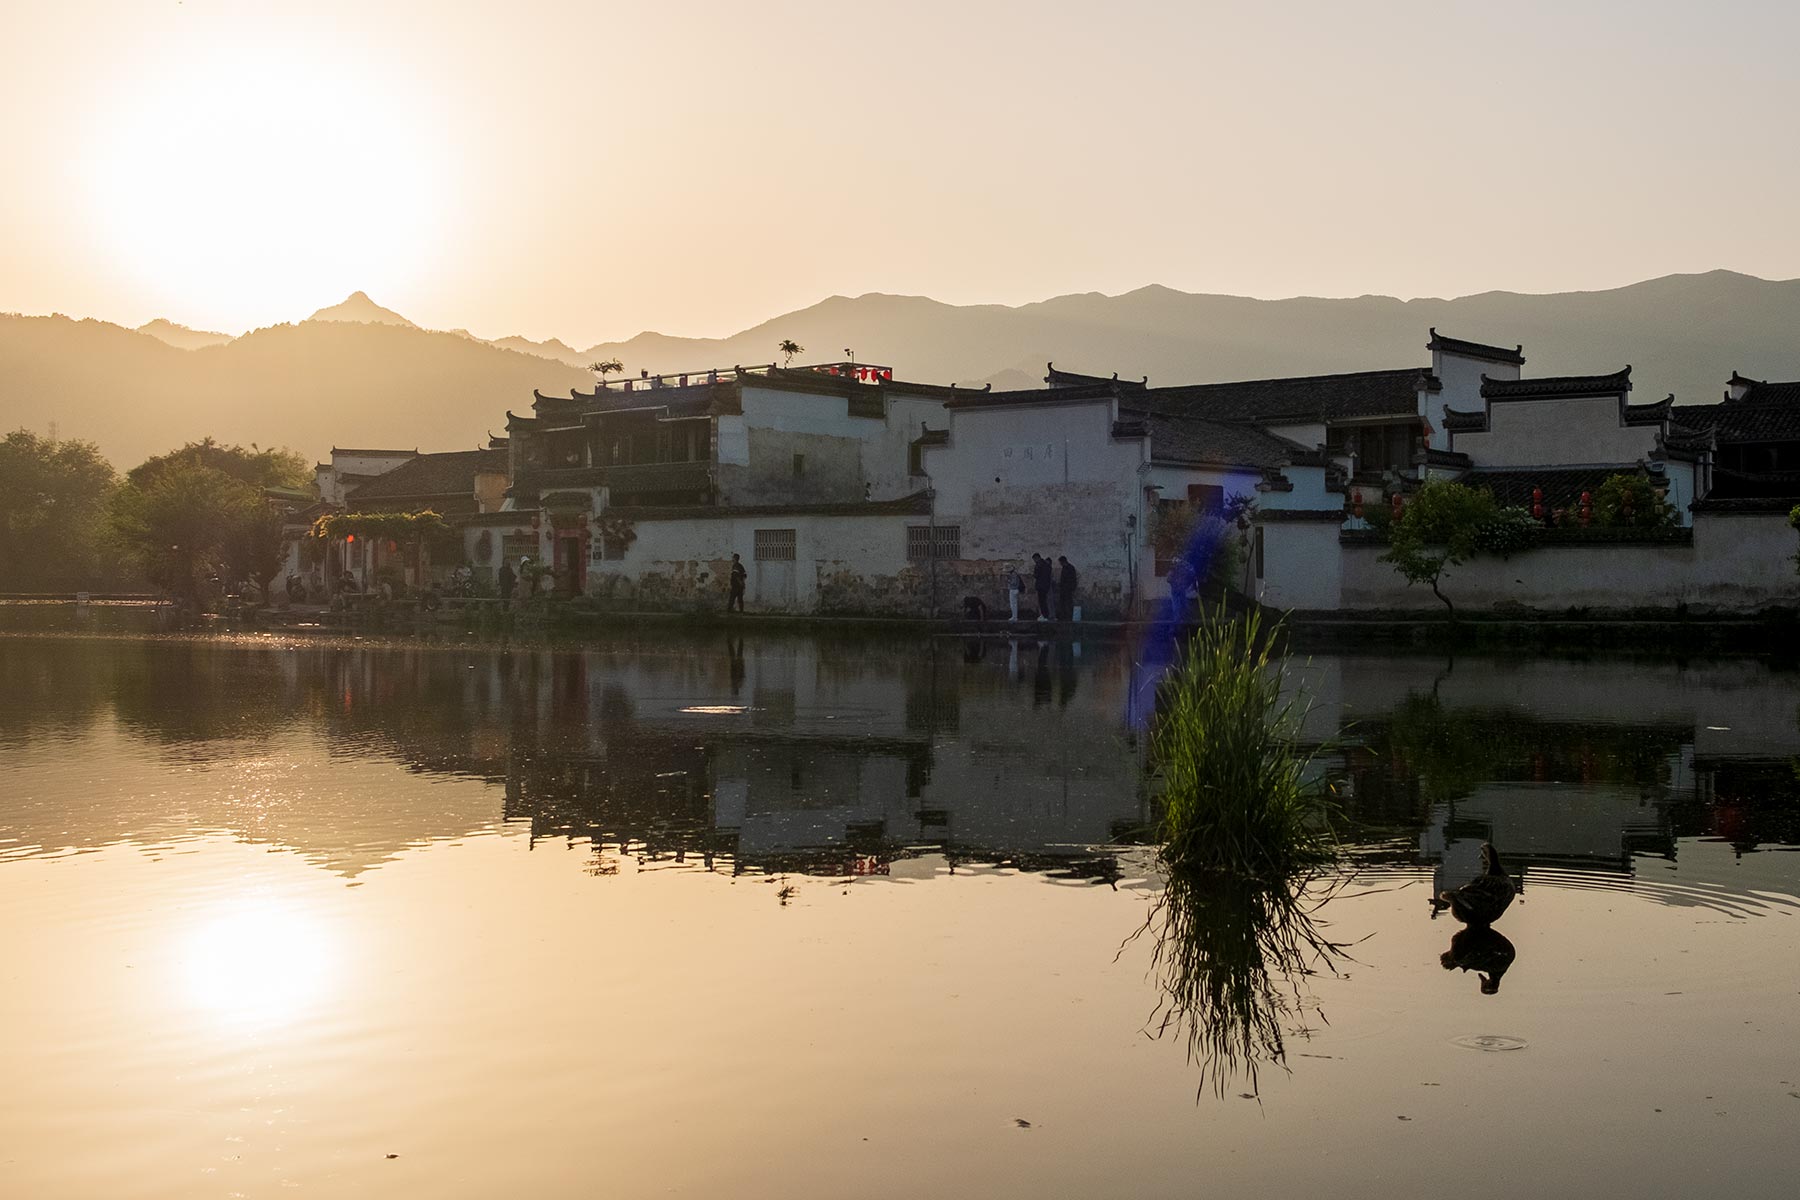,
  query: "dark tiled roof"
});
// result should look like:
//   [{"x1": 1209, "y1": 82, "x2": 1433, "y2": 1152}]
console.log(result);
[
  {"x1": 1462, "y1": 466, "x2": 1646, "y2": 509},
  {"x1": 1257, "y1": 508, "x2": 1348, "y2": 522},
  {"x1": 1428, "y1": 328, "x2": 1525, "y2": 366},
  {"x1": 1691, "y1": 495, "x2": 1800, "y2": 513},
  {"x1": 534, "y1": 383, "x2": 732, "y2": 420},
  {"x1": 459, "y1": 509, "x2": 540, "y2": 526},
  {"x1": 1622, "y1": 395, "x2": 1674, "y2": 426},
  {"x1": 1480, "y1": 368, "x2": 1632, "y2": 400},
  {"x1": 607, "y1": 493, "x2": 933, "y2": 521},
  {"x1": 1132, "y1": 368, "x2": 1437, "y2": 423},
  {"x1": 1416, "y1": 447, "x2": 1472, "y2": 468},
  {"x1": 1136, "y1": 411, "x2": 1321, "y2": 469},
  {"x1": 514, "y1": 461, "x2": 712, "y2": 496},
  {"x1": 1442, "y1": 407, "x2": 1486, "y2": 432},
  {"x1": 1046, "y1": 362, "x2": 1147, "y2": 390},
  {"x1": 947, "y1": 381, "x2": 1120, "y2": 409},
  {"x1": 914, "y1": 427, "x2": 949, "y2": 446},
  {"x1": 1672, "y1": 401, "x2": 1800, "y2": 443},
  {"x1": 346, "y1": 448, "x2": 508, "y2": 503},
  {"x1": 1726, "y1": 375, "x2": 1800, "y2": 404},
  {"x1": 332, "y1": 447, "x2": 417, "y2": 457}
]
